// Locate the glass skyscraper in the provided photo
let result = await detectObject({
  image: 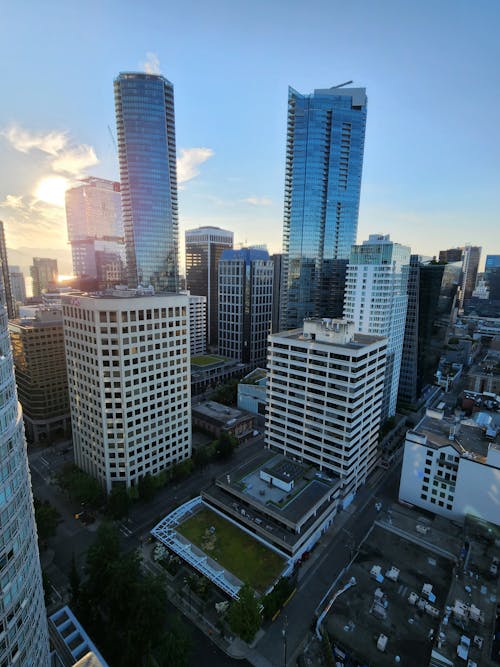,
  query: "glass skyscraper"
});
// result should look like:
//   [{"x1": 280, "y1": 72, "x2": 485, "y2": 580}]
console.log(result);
[
  {"x1": 281, "y1": 85, "x2": 367, "y2": 330},
  {"x1": 0, "y1": 261, "x2": 50, "y2": 665},
  {"x1": 114, "y1": 72, "x2": 179, "y2": 292}
]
